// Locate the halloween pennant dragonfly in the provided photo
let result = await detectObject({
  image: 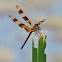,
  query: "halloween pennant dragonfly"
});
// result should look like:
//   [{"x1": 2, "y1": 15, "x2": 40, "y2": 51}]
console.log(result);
[{"x1": 9, "y1": 5, "x2": 46, "y2": 49}]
